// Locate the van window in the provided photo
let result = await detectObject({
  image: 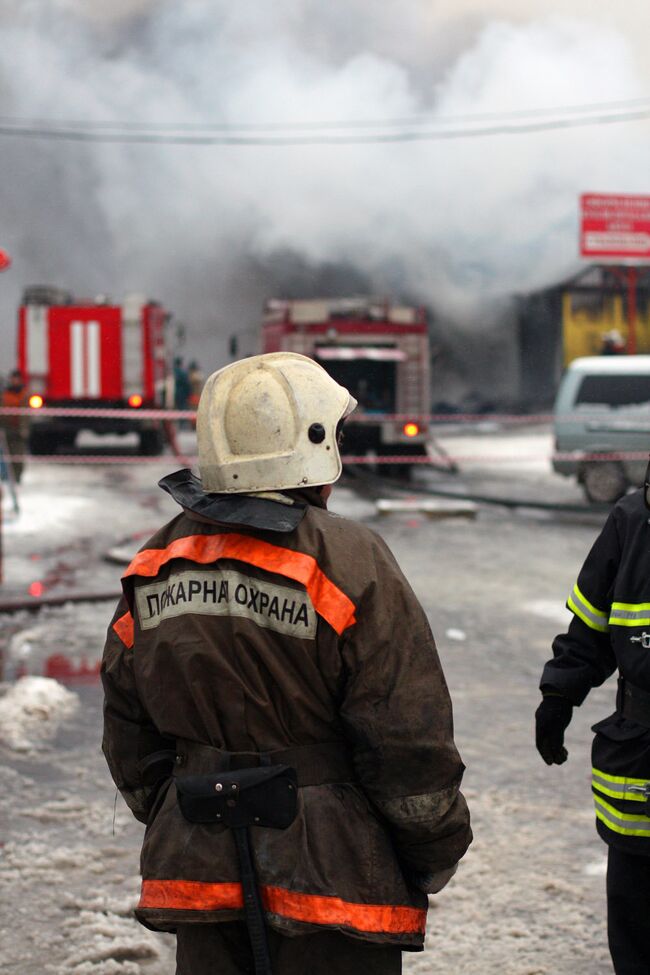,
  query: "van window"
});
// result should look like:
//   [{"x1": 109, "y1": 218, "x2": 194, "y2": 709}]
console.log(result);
[{"x1": 575, "y1": 374, "x2": 650, "y2": 407}]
